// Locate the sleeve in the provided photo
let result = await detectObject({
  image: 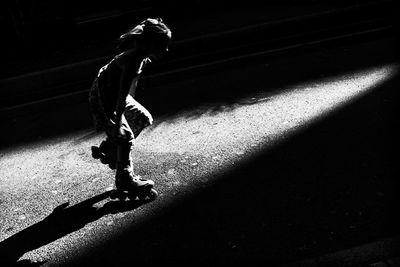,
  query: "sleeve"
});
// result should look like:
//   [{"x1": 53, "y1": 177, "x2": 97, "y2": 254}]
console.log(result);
[
  {"x1": 114, "y1": 52, "x2": 131, "y2": 68},
  {"x1": 137, "y1": 58, "x2": 152, "y2": 75}
]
